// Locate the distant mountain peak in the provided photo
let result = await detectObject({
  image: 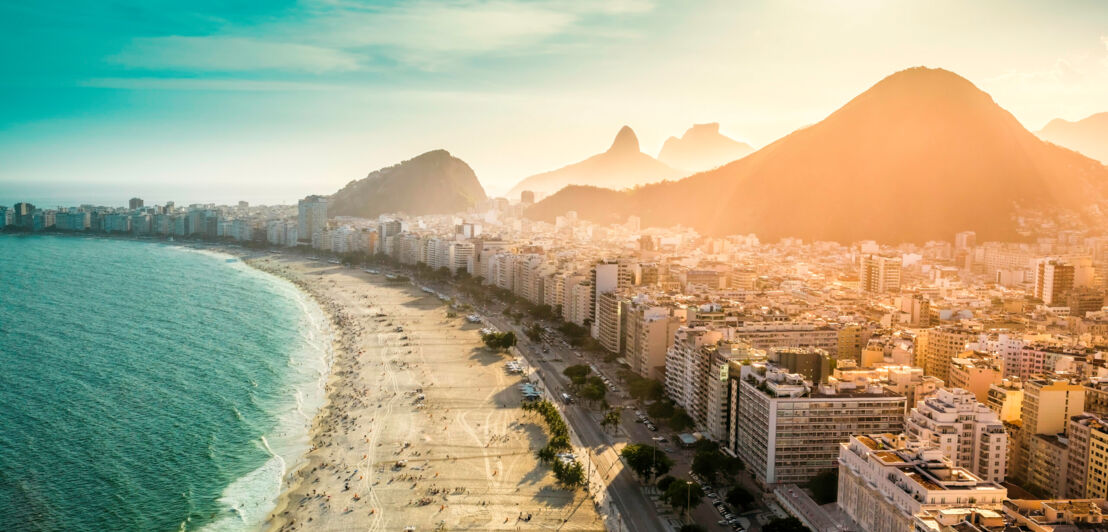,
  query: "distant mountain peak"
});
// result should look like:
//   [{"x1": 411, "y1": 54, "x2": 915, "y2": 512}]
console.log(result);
[
  {"x1": 687, "y1": 122, "x2": 721, "y2": 135},
  {"x1": 506, "y1": 125, "x2": 679, "y2": 198},
  {"x1": 529, "y1": 66, "x2": 1108, "y2": 243},
  {"x1": 658, "y1": 122, "x2": 753, "y2": 172},
  {"x1": 608, "y1": 125, "x2": 640, "y2": 153},
  {"x1": 1037, "y1": 111, "x2": 1108, "y2": 164}
]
